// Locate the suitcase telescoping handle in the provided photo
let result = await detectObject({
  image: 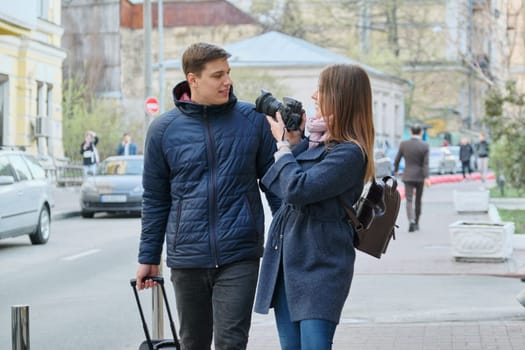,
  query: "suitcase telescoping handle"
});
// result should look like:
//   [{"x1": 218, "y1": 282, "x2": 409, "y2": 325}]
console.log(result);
[{"x1": 130, "y1": 276, "x2": 180, "y2": 350}]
